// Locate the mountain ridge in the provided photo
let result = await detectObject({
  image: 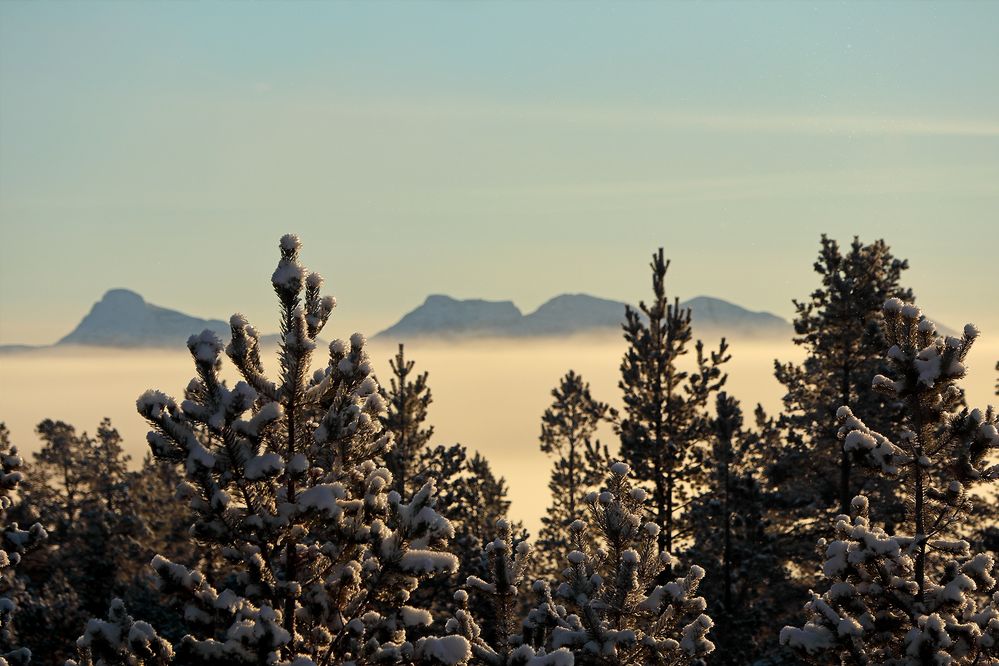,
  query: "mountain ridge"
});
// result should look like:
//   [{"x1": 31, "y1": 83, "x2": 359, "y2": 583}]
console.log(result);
[
  {"x1": 57, "y1": 288, "x2": 230, "y2": 347},
  {"x1": 0, "y1": 289, "x2": 231, "y2": 353},
  {"x1": 374, "y1": 292, "x2": 790, "y2": 340},
  {"x1": 17, "y1": 288, "x2": 951, "y2": 351}
]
